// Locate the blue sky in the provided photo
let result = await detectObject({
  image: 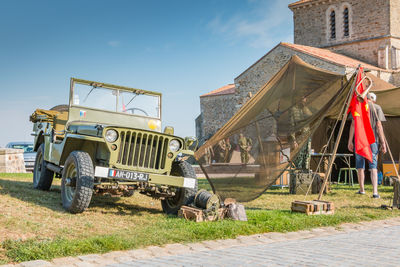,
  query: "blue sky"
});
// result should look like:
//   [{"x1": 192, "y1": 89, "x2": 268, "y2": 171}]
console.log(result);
[{"x1": 0, "y1": 0, "x2": 293, "y2": 146}]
